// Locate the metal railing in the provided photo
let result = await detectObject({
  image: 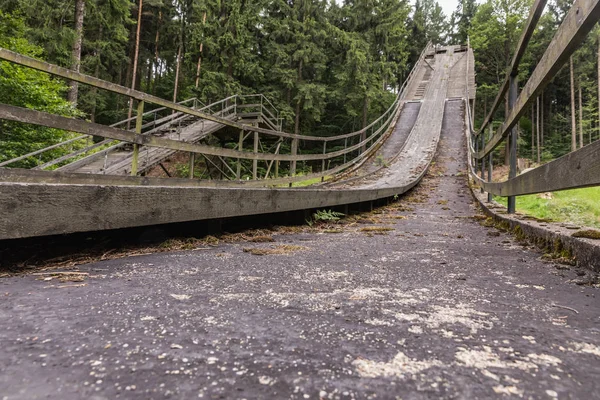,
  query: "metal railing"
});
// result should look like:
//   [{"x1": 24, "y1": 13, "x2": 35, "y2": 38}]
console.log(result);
[{"x1": 465, "y1": 0, "x2": 600, "y2": 212}]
